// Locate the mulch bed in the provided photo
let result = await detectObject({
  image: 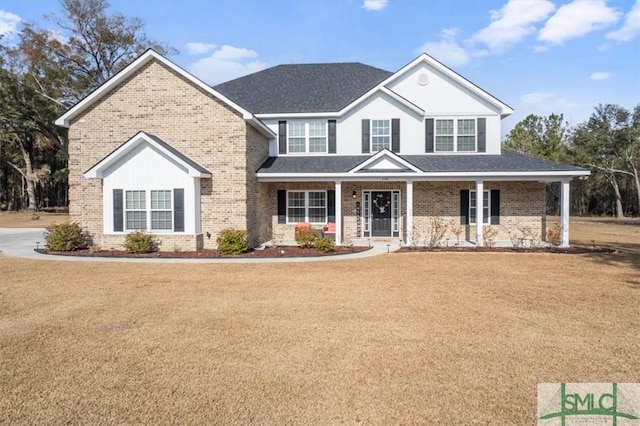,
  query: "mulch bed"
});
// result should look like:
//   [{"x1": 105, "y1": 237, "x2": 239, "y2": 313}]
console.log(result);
[
  {"x1": 37, "y1": 246, "x2": 372, "y2": 259},
  {"x1": 397, "y1": 246, "x2": 615, "y2": 254}
]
